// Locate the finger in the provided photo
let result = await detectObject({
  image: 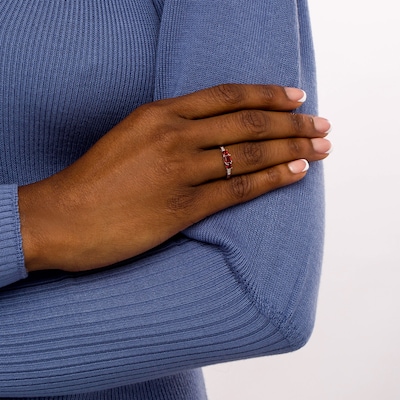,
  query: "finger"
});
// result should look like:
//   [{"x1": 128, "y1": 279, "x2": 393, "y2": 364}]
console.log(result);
[
  {"x1": 192, "y1": 160, "x2": 311, "y2": 220},
  {"x1": 162, "y1": 84, "x2": 306, "y2": 120},
  {"x1": 228, "y1": 138, "x2": 330, "y2": 176},
  {"x1": 190, "y1": 110, "x2": 331, "y2": 149},
  {"x1": 190, "y1": 137, "x2": 331, "y2": 184}
]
